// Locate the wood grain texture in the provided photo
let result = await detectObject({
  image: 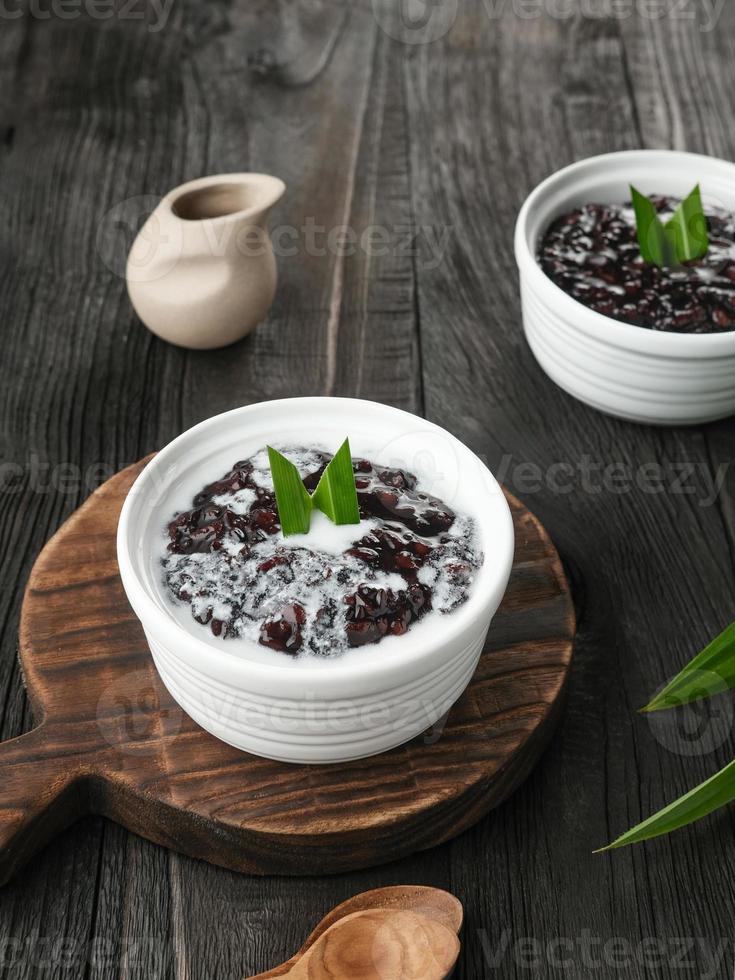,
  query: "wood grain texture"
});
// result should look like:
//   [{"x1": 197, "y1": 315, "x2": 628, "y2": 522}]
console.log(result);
[
  {"x1": 2, "y1": 456, "x2": 573, "y2": 884},
  {"x1": 2, "y1": 0, "x2": 735, "y2": 978}
]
